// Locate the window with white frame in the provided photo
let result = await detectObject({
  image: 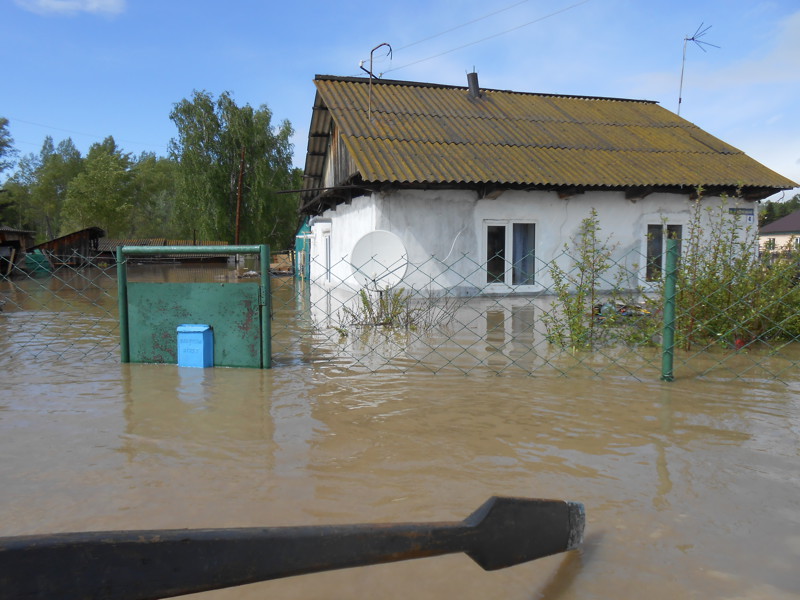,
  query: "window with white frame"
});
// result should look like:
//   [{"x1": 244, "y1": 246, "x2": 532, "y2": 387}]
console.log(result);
[
  {"x1": 485, "y1": 221, "x2": 536, "y2": 286},
  {"x1": 646, "y1": 224, "x2": 682, "y2": 281}
]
